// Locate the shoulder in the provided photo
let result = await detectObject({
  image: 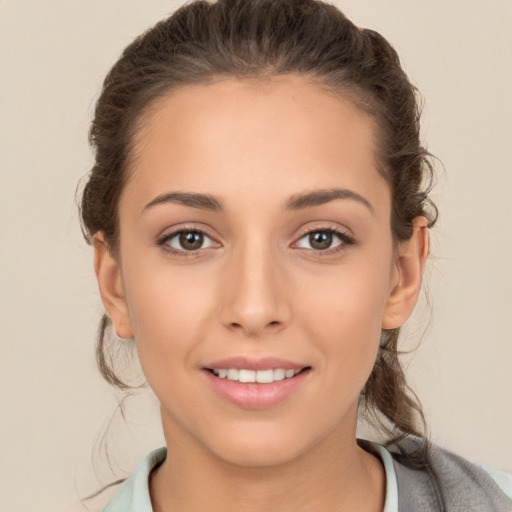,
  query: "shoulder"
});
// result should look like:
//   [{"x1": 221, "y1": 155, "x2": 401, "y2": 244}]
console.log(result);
[
  {"x1": 480, "y1": 465, "x2": 512, "y2": 503},
  {"x1": 57, "y1": 447, "x2": 167, "y2": 512},
  {"x1": 388, "y1": 436, "x2": 512, "y2": 511}
]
